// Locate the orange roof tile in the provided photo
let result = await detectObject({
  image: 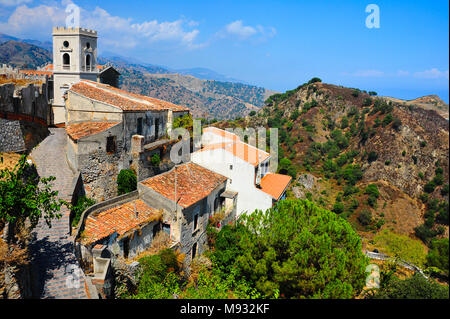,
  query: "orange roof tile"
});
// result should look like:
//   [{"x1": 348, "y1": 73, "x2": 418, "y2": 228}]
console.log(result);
[
  {"x1": 83, "y1": 199, "x2": 162, "y2": 245},
  {"x1": 203, "y1": 127, "x2": 240, "y2": 141},
  {"x1": 198, "y1": 140, "x2": 270, "y2": 166},
  {"x1": 259, "y1": 173, "x2": 292, "y2": 200},
  {"x1": 66, "y1": 121, "x2": 120, "y2": 140},
  {"x1": 70, "y1": 80, "x2": 189, "y2": 112},
  {"x1": 19, "y1": 70, "x2": 53, "y2": 76},
  {"x1": 224, "y1": 141, "x2": 270, "y2": 166},
  {"x1": 141, "y1": 162, "x2": 227, "y2": 208}
]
